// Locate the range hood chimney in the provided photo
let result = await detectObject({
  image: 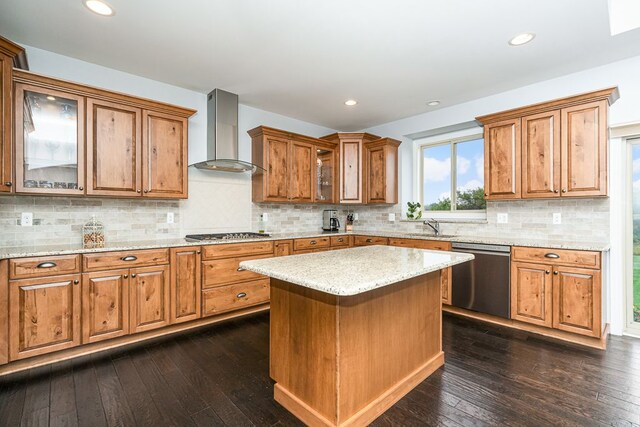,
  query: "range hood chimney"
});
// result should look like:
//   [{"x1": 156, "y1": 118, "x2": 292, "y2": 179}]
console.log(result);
[{"x1": 192, "y1": 89, "x2": 260, "y2": 173}]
